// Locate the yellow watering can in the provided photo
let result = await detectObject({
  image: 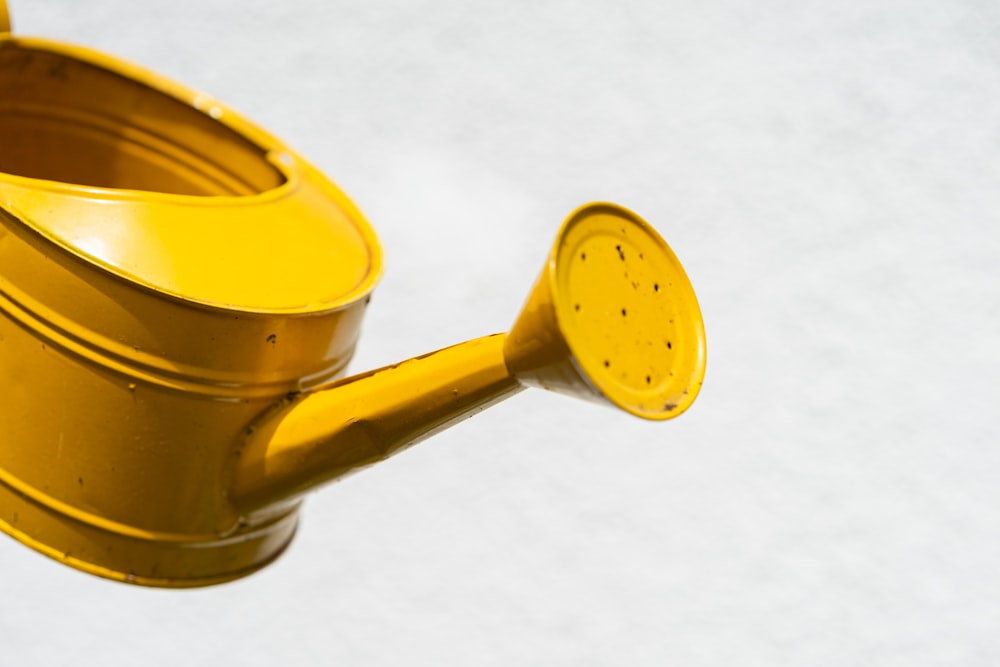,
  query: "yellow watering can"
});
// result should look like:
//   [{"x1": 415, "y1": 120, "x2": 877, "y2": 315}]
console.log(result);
[{"x1": 0, "y1": 2, "x2": 706, "y2": 587}]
